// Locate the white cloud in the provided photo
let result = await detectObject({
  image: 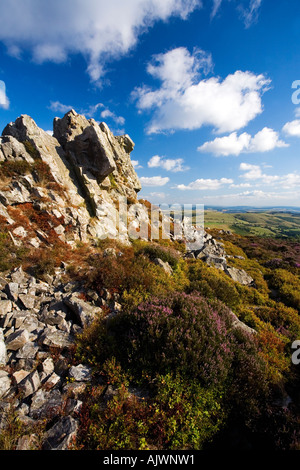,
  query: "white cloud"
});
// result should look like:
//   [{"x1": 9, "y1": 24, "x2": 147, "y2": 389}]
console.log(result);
[
  {"x1": 49, "y1": 101, "x2": 74, "y2": 114},
  {"x1": 239, "y1": 162, "x2": 279, "y2": 183},
  {"x1": 211, "y1": 0, "x2": 264, "y2": 26},
  {"x1": 198, "y1": 127, "x2": 288, "y2": 156},
  {"x1": 149, "y1": 192, "x2": 168, "y2": 199},
  {"x1": 134, "y1": 47, "x2": 270, "y2": 134},
  {"x1": 211, "y1": 0, "x2": 223, "y2": 18},
  {"x1": 148, "y1": 155, "x2": 189, "y2": 172},
  {"x1": 0, "y1": 80, "x2": 9, "y2": 109},
  {"x1": 230, "y1": 182, "x2": 252, "y2": 188},
  {"x1": 176, "y1": 177, "x2": 233, "y2": 190},
  {"x1": 140, "y1": 176, "x2": 170, "y2": 186},
  {"x1": 100, "y1": 109, "x2": 125, "y2": 126},
  {"x1": 205, "y1": 189, "x2": 295, "y2": 201},
  {"x1": 83, "y1": 103, "x2": 125, "y2": 125},
  {"x1": 132, "y1": 160, "x2": 143, "y2": 169},
  {"x1": 199, "y1": 132, "x2": 251, "y2": 156},
  {"x1": 282, "y1": 119, "x2": 300, "y2": 138},
  {"x1": 240, "y1": 0, "x2": 263, "y2": 28},
  {"x1": 0, "y1": 0, "x2": 201, "y2": 83},
  {"x1": 203, "y1": 189, "x2": 300, "y2": 204},
  {"x1": 239, "y1": 162, "x2": 300, "y2": 188}
]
